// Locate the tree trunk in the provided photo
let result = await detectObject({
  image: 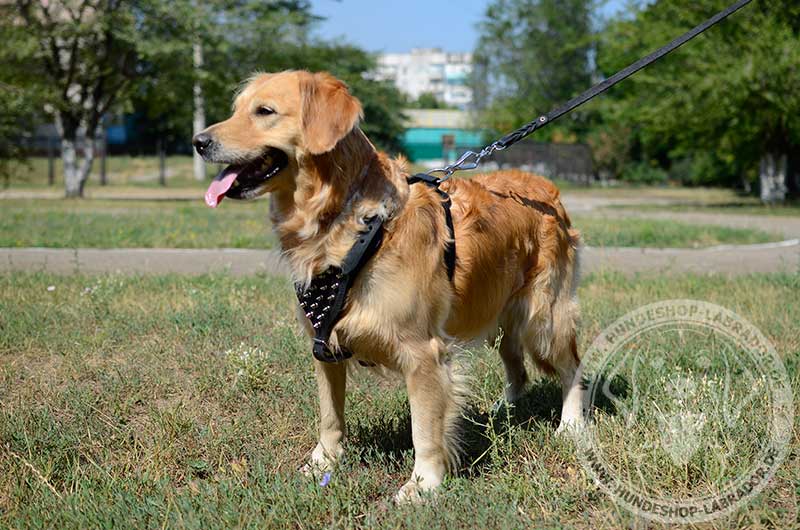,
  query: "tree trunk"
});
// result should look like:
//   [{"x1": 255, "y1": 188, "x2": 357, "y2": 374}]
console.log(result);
[
  {"x1": 192, "y1": 40, "x2": 206, "y2": 181},
  {"x1": 759, "y1": 152, "x2": 788, "y2": 204},
  {"x1": 62, "y1": 129, "x2": 96, "y2": 198},
  {"x1": 787, "y1": 150, "x2": 799, "y2": 199},
  {"x1": 62, "y1": 136, "x2": 81, "y2": 198}
]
